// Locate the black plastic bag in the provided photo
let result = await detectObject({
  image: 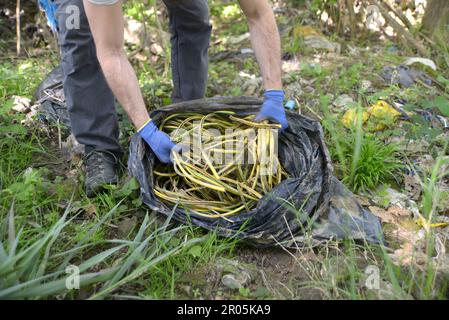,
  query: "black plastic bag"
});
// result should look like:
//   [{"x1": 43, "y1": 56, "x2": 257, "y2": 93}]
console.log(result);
[
  {"x1": 128, "y1": 97, "x2": 383, "y2": 247},
  {"x1": 33, "y1": 65, "x2": 126, "y2": 130},
  {"x1": 32, "y1": 65, "x2": 72, "y2": 129},
  {"x1": 380, "y1": 65, "x2": 433, "y2": 88}
]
